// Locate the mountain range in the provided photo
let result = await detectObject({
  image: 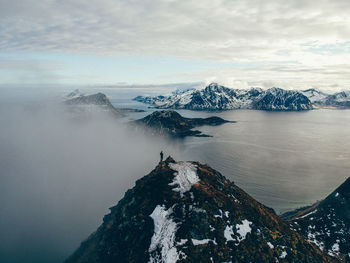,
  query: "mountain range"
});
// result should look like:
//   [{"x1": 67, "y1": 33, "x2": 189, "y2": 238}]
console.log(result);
[
  {"x1": 65, "y1": 157, "x2": 339, "y2": 263},
  {"x1": 134, "y1": 83, "x2": 313, "y2": 111},
  {"x1": 134, "y1": 83, "x2": 350, "y2": 111}
]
